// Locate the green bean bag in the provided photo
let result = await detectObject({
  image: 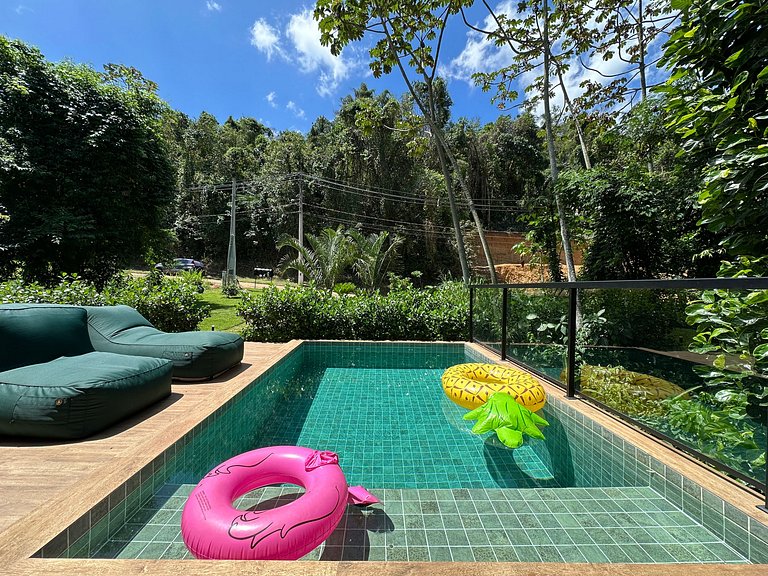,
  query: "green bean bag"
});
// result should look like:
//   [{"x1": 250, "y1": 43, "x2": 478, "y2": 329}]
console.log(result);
[
  {"x1": 83, "y1": 305, "x2": 244, "y2": 380},
  {"x1": 0, "y1": 305, "x2": 172, "y2": 439}
]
